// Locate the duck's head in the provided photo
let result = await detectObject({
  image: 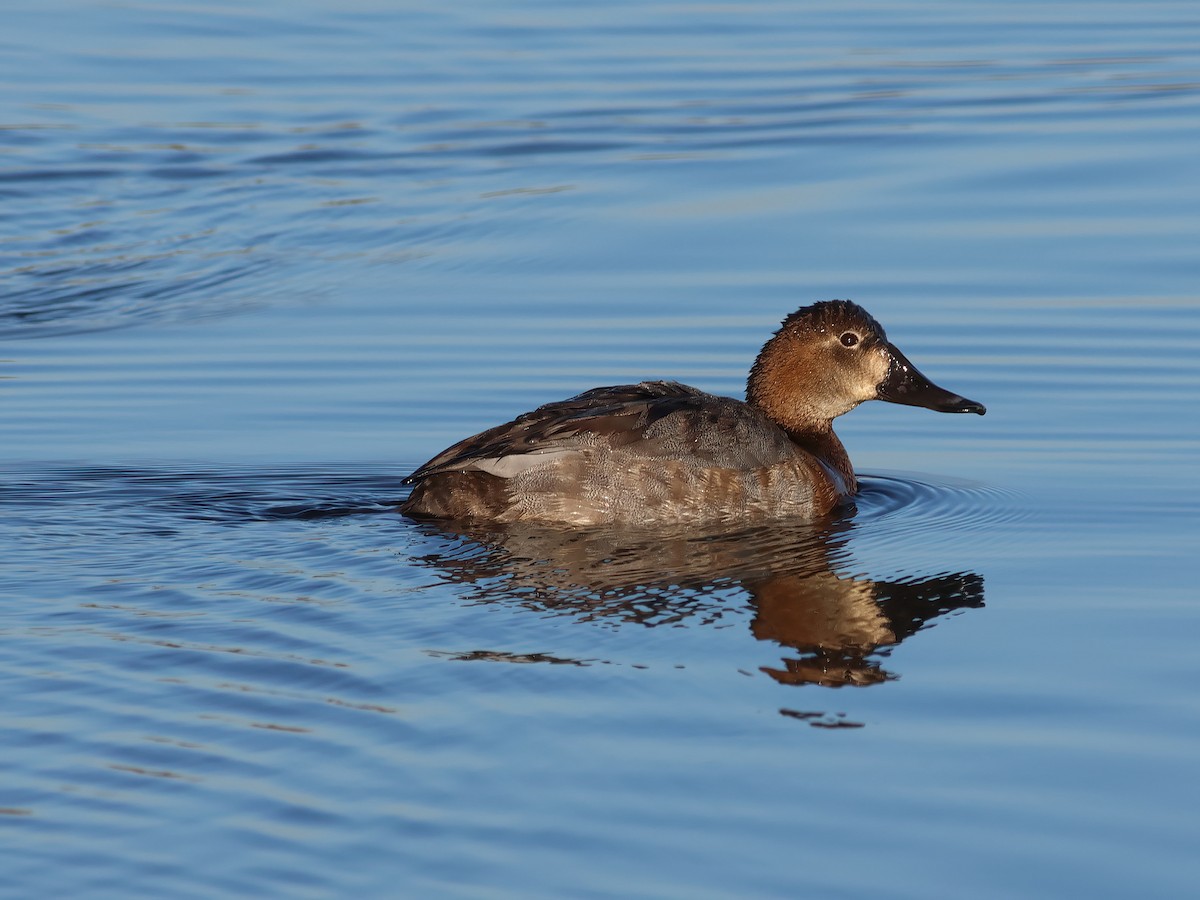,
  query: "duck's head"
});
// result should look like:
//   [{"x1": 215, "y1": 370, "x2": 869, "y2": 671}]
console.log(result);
[{"x1": 746, "y1": 300, "x2": 986, "y2": 431}]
